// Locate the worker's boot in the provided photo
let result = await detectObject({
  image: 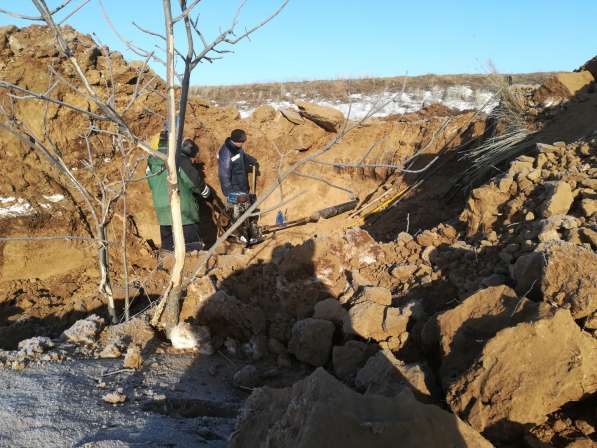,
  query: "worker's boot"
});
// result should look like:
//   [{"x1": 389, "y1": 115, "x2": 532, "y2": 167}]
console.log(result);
[{"x1": 248, "y1": 219, "x2": 263, "y2": 245}]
